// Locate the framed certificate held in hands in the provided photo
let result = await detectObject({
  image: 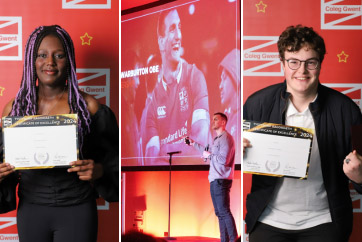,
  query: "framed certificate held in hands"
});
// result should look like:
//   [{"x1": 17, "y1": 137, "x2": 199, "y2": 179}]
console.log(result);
[
  {"x1": 2, "y1": 114, "x2": 78, "y2": 169},
  {"x1": 243, "y1": 120, "x2": 314, "y2": 179}
]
